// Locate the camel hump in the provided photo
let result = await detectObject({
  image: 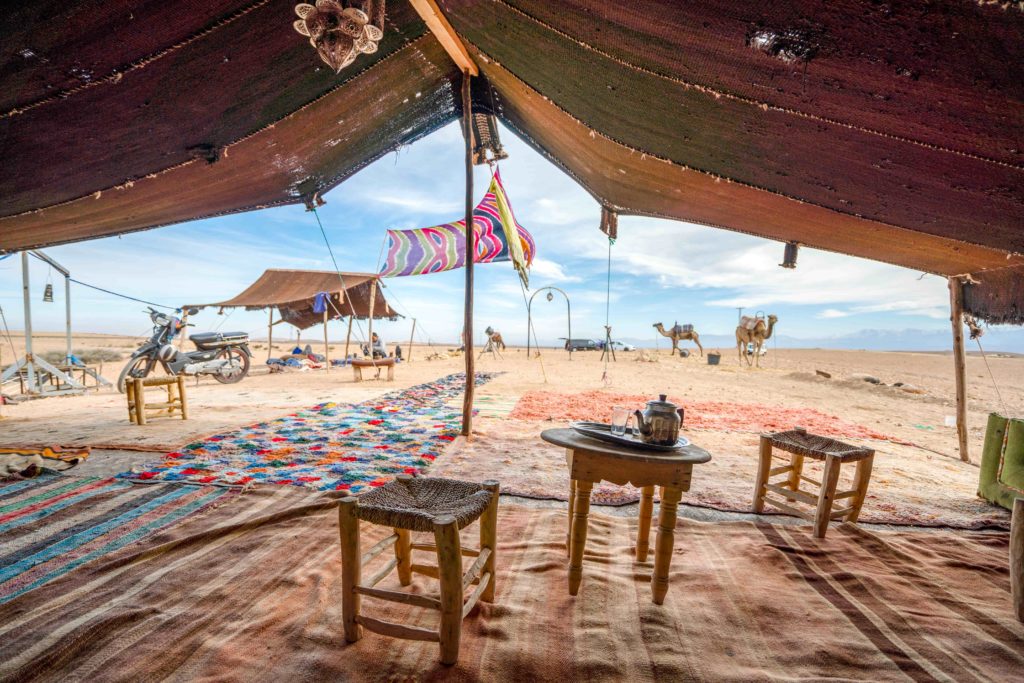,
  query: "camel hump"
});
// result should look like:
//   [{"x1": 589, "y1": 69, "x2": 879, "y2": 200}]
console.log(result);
[{"x1": 739, "y1": 316, "x2": 762, "y2": 331}]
